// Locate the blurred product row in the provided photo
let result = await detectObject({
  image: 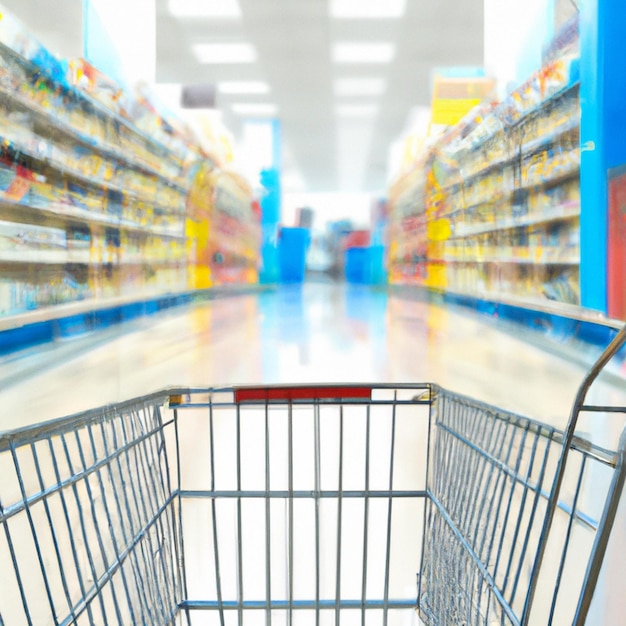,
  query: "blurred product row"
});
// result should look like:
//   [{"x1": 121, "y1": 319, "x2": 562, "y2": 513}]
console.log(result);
[
  {"x1": 385, "y1": 18, "x2": 583, "y2": 309},
  {"x1": 0, "y1": 6, "x2": 261, "y2": 324}
]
